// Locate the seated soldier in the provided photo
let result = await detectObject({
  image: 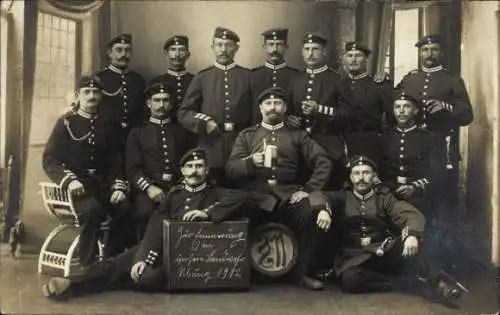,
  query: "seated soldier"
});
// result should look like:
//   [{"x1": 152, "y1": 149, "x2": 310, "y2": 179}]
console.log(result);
[
  {"x1": 379, "y1": 91, "x2": 434, "y2": 218},
  {"x1": 43, "y1": 74, "x2": 133, "y2": 267},
  {"x1": 311, "y1": 156, "x2": 467, "y2": 306},
  {"x1": 126, "y1": 81, "x2": 191, "y2": 239},
  {"x1": 41, "y1": 148, "x2": 250, "y2": 300},
  {"x1": 226, "y1": 86, "x2": 333, "y2": 290}
]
